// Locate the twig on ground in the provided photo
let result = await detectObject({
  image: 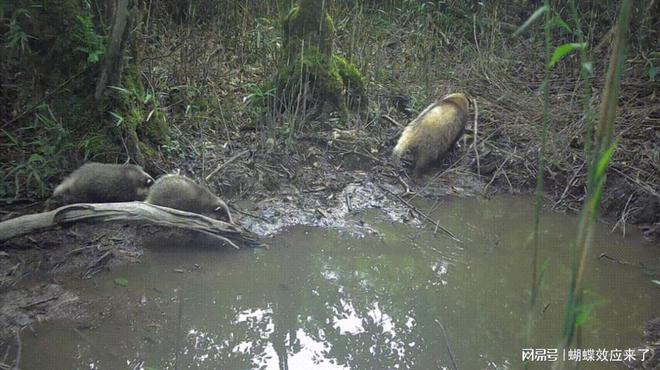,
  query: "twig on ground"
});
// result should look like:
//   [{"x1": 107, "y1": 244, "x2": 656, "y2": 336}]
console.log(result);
[
  {"x1": 342, "y1": 148, "x2": 383, "y2": 165},
  {"x1": 230, "y1": 205, "x2": 273, "y2": 224},
  {"x1": 611, "y1": 193, "x2": 635, "y2": 237},
  {"x1": 205, "y1": 150, "x2": 250, "y2": 182},
  {"x1": 408, "y1": 151, "x2": 469, "y2": 202},
  {"x1": 396, "y1": 173, "x2": 413, "y2": 195},
  {"x1": 382, "y1": 114, "x2": 404, "y2": 128},
  {"x1": 83, "y1": 250, "x2": 114, "y2": 279},
  {"x1": 64, "y1": 245, "x2": 102, "y2": 257},
  {"x1": 611, "y1": 167, "x2": 658, "y2": 198},
  {"x1": 378, "y1": 185, "x2": 461, "y2": 243},
  {"x1": 501, "y1": 166, "x2": 514, "y2": 193},
  {"x1": 554, "y1": 162, "x2": 585, "y2": 208},
  {"x1": 483, "y1": 158, "x2": 509, "y2": 194},
  {"x1": 19, "y1": 296, "x2": 59, "y2": 310},
  {"x1": 470, "y1": 97, "x2": 480, "y2": 176}
]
